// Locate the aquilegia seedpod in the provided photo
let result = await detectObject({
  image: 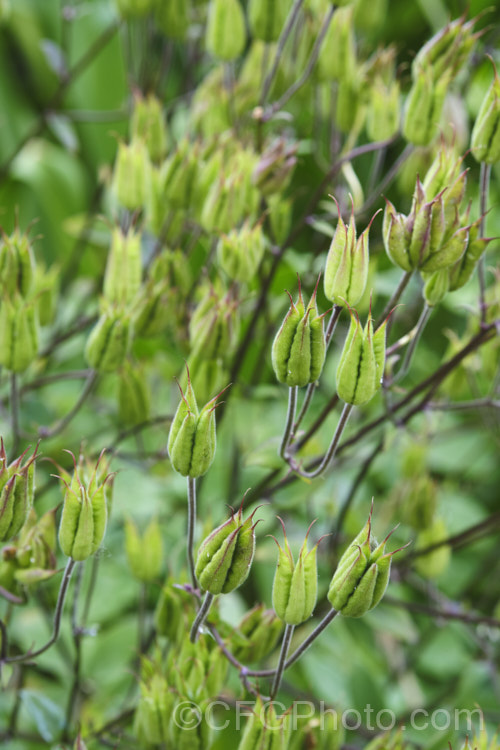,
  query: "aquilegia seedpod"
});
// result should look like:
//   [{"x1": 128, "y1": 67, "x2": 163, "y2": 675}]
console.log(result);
[
  {"x1": 328, "y1": 505, "x2": 405, "y2": 617},
  {"x1": 0, "y1": 439, "x2": 38, "y2": 543},
  {"x1": 195, "y1": 502, "x2": 258, "y2": 595},
  {"x1": 272, "y1": 519, "x2": 320, "y2": 626}
]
